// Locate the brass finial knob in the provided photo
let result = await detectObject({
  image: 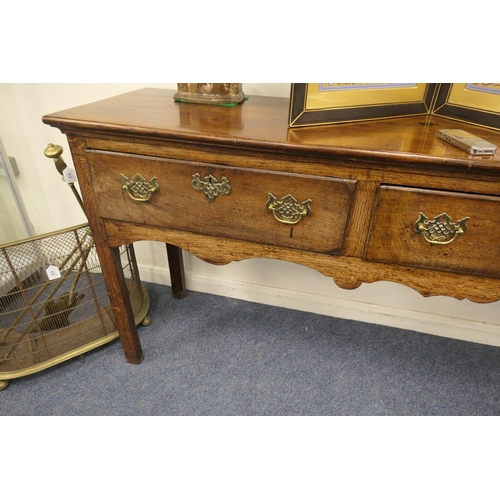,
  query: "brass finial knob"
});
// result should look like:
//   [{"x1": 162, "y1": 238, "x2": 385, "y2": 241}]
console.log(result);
[
  {"x1": 43, "y1": 143, "x2": 85, "y2": 212},
  {"x1": 44, "y1": 143, "x2": 67, "y2": 176},
  {"x1": 44, "y1": 143, "x2": 63, "y2": 159}
]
